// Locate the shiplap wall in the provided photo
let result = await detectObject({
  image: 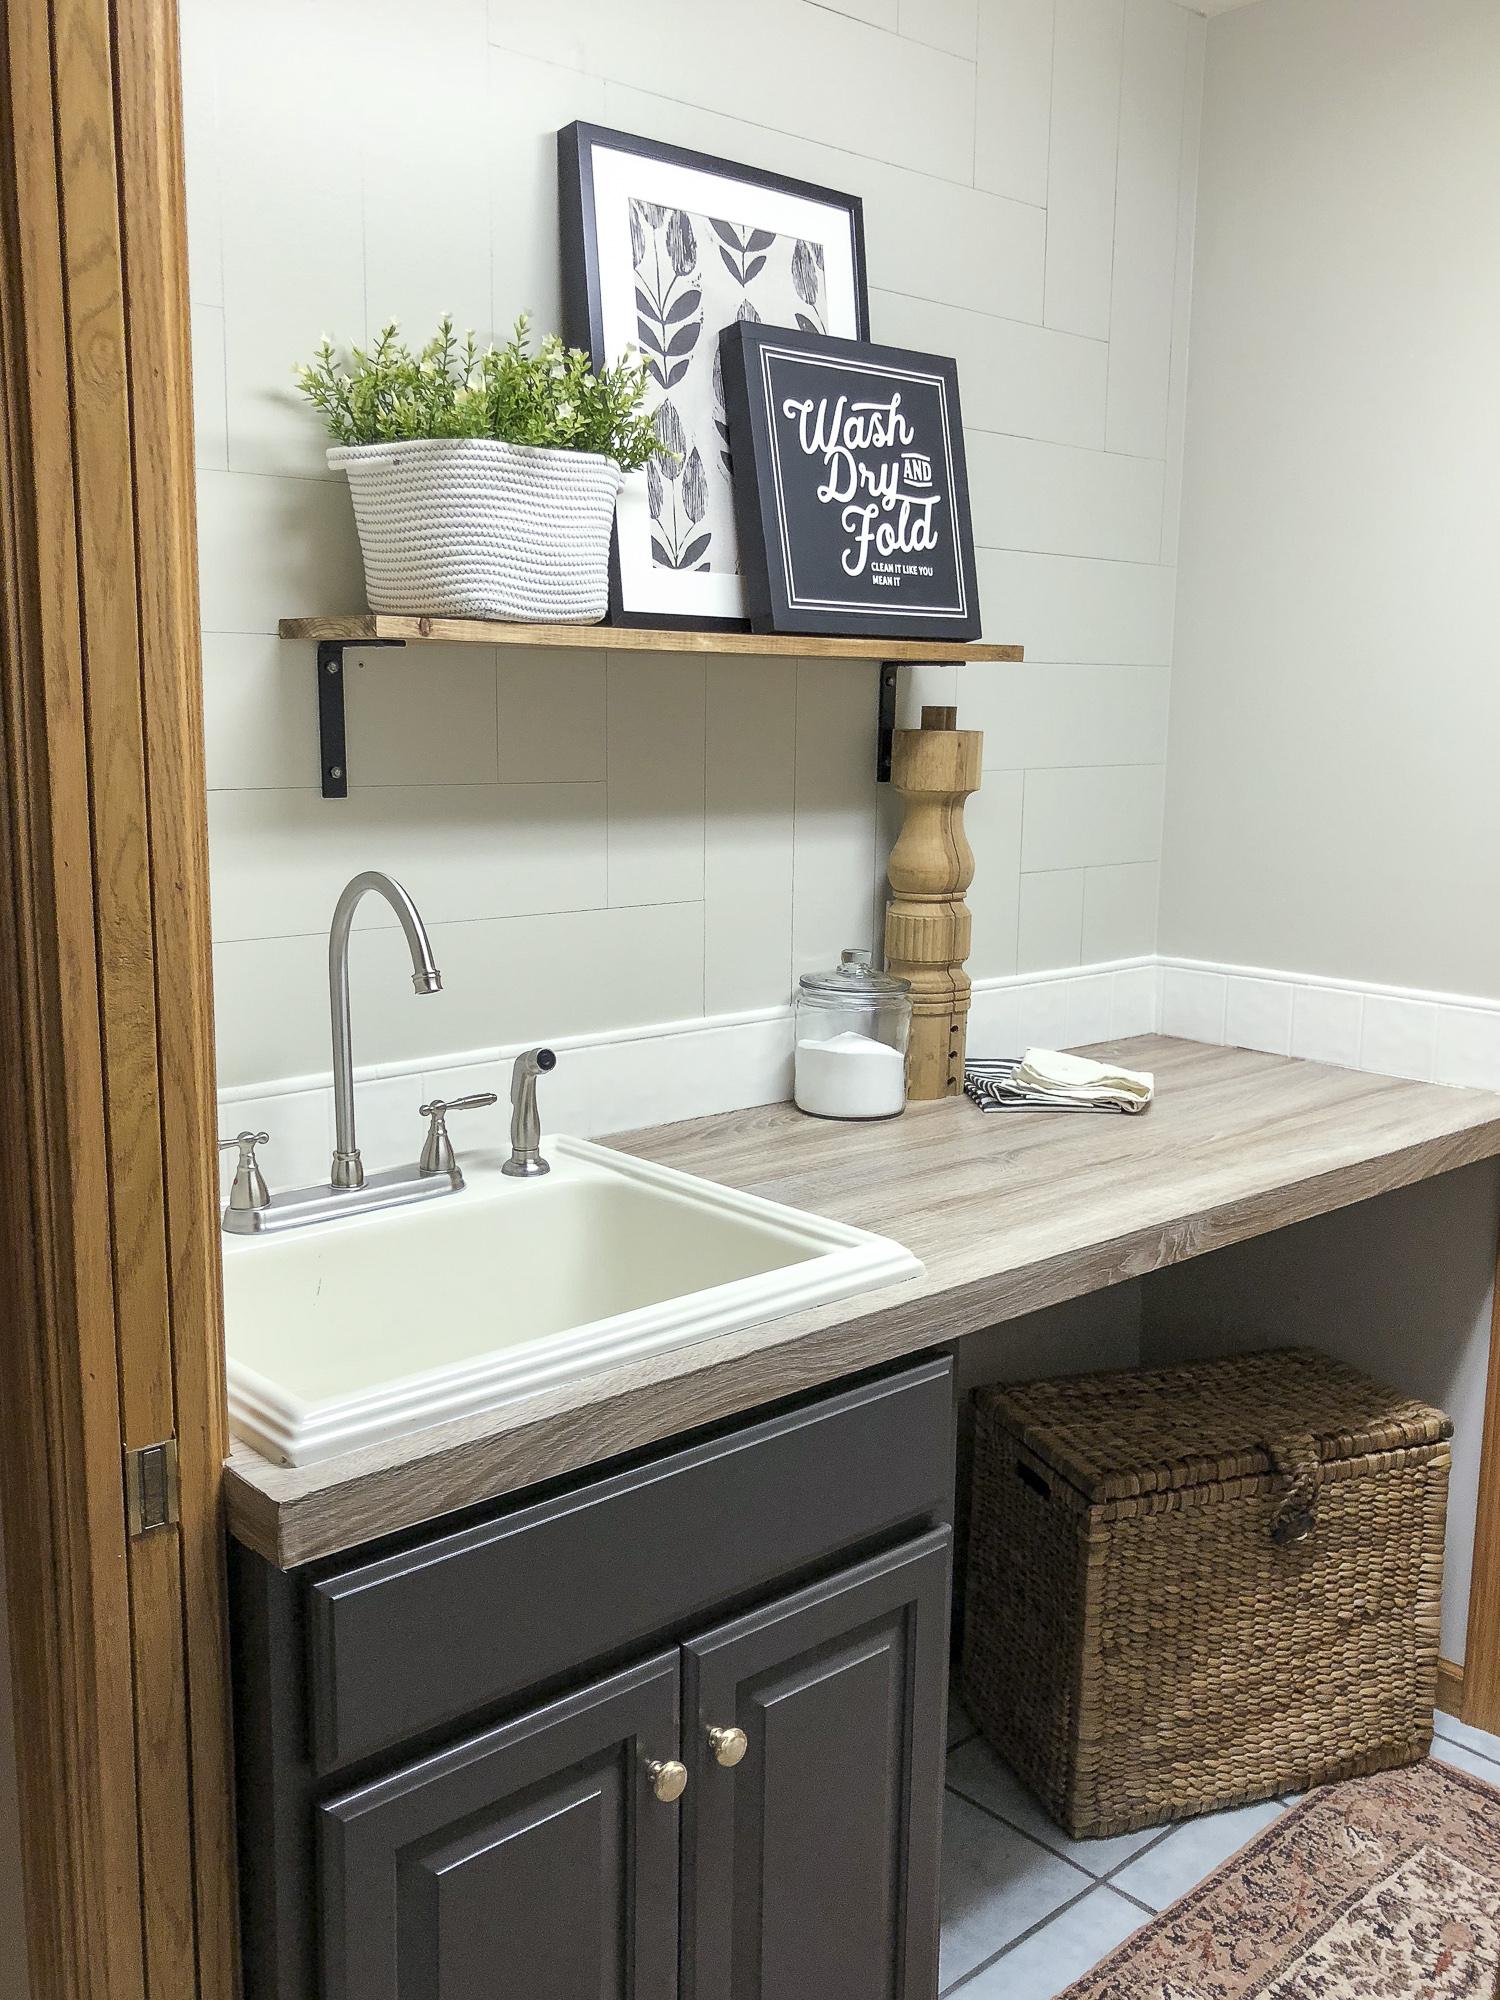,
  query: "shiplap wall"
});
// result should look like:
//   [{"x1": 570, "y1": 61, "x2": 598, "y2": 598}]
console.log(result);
[{"x1": 182, "y1": 0, "x2": 1203, "y2": 1143}]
